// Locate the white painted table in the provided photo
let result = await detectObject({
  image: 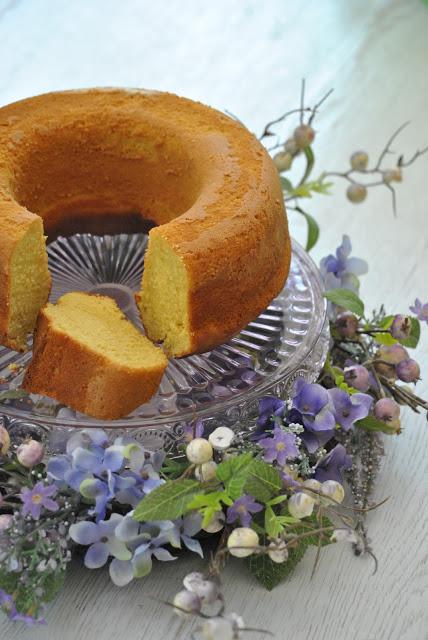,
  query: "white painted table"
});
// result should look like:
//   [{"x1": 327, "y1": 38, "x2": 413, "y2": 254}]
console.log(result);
[{"x1": 1, "y1": 1, "x2": 427, "y2": 638}]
